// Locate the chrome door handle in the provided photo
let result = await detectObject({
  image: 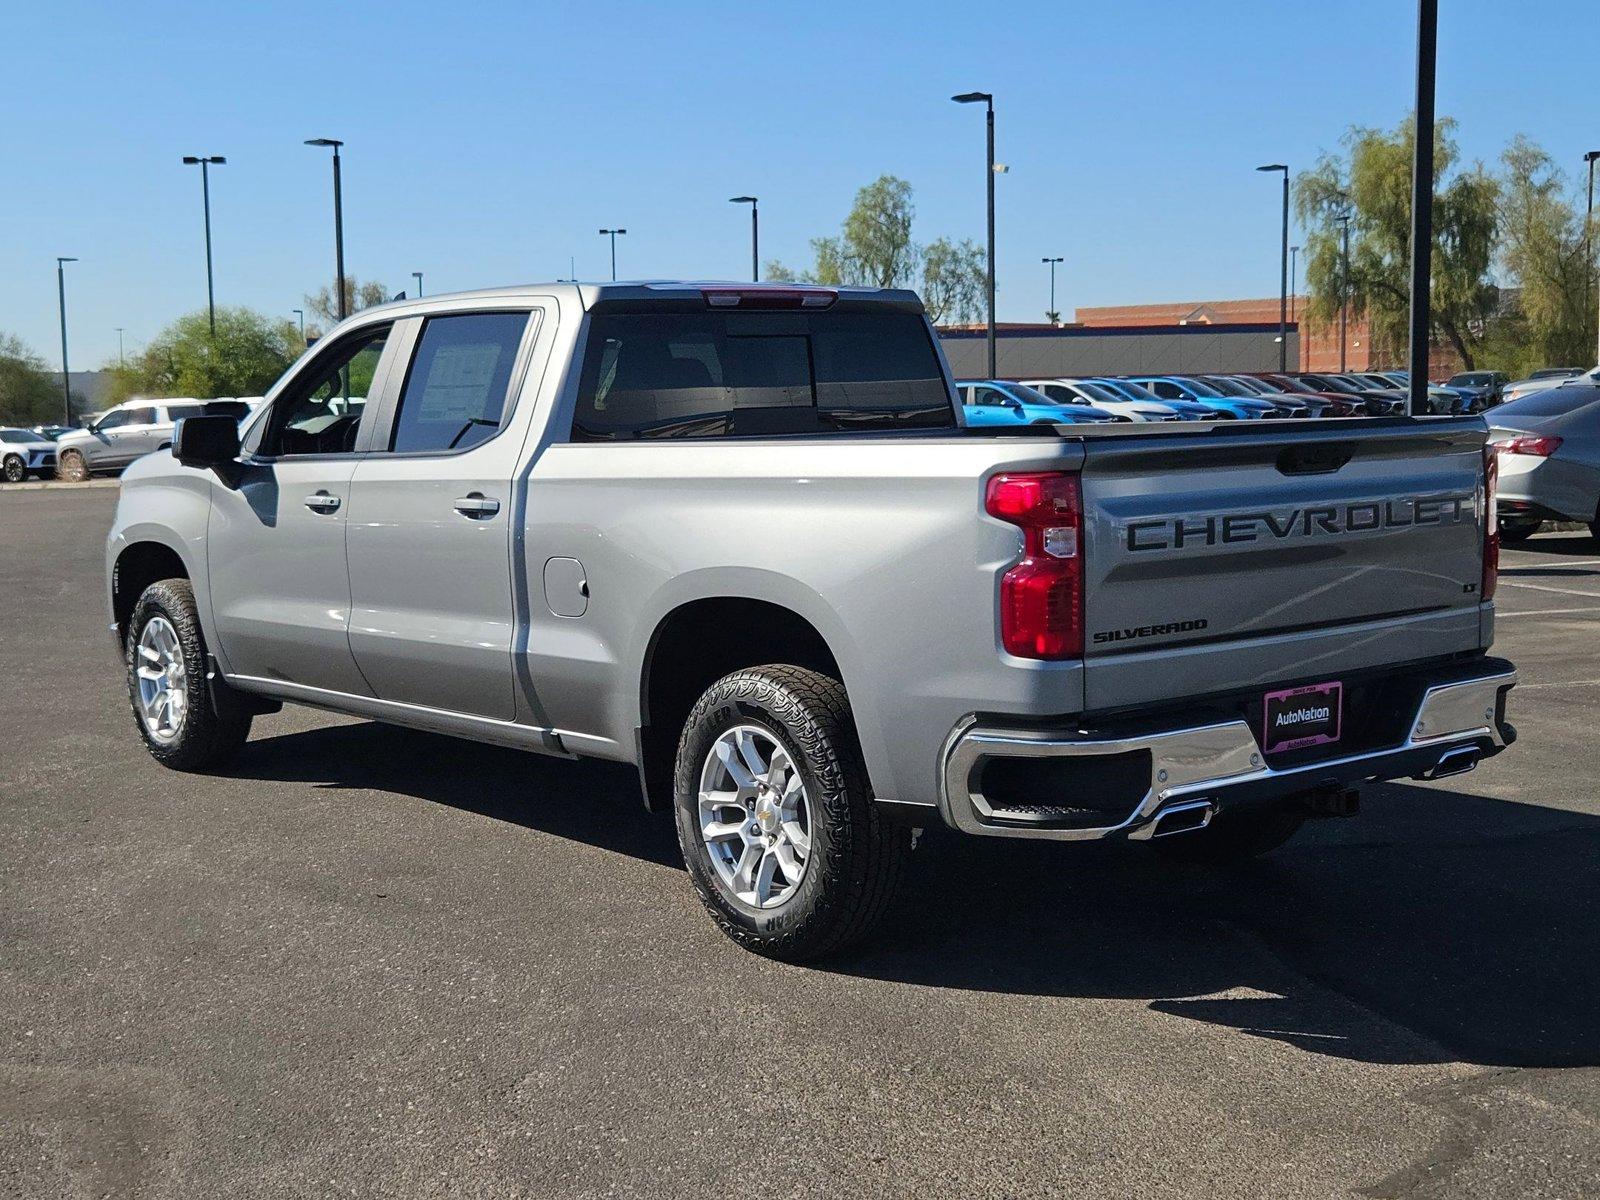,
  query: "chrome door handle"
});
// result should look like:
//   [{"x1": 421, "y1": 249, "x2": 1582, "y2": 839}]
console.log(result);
[
  {"x1": 304, "y1": 491, "x2": 342, "y2": 514},
  {"x1": 453, "y1": 494, "x2": 500, "y2": 518}
]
